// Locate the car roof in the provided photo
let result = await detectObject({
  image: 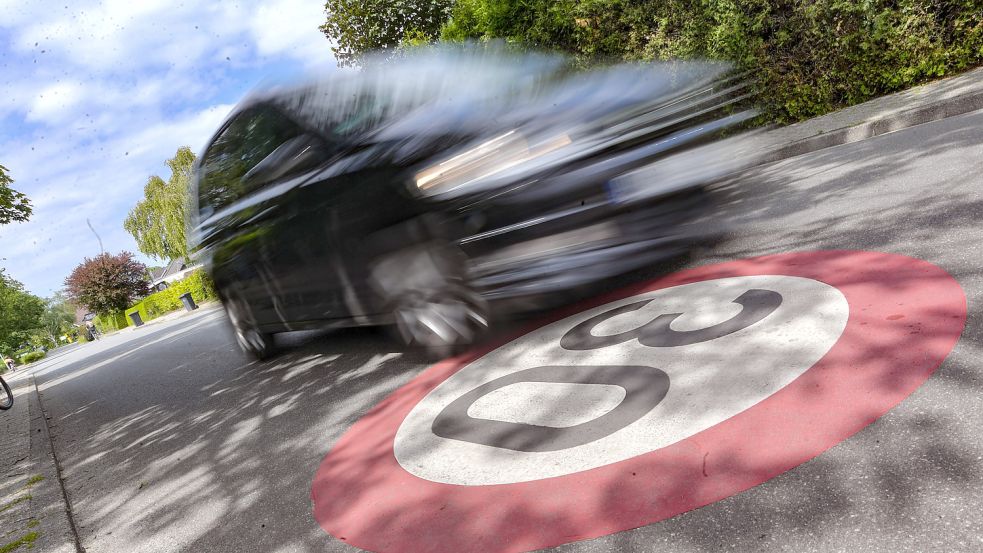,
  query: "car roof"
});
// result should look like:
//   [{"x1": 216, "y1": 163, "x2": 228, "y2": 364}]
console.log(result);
[{"x1": 200, "y1": 46, "x2": 734, "y2": 160}]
